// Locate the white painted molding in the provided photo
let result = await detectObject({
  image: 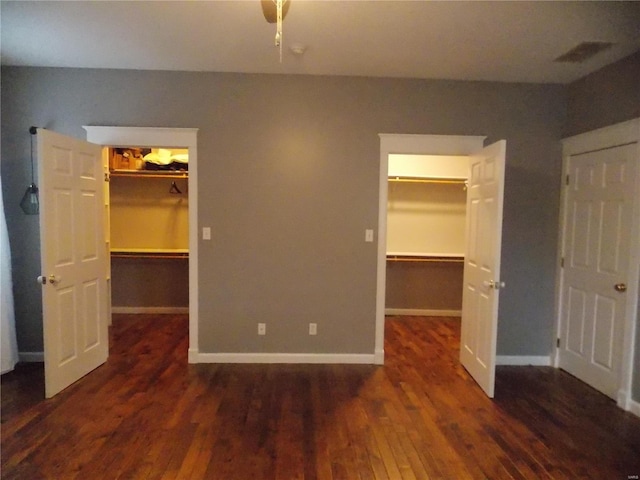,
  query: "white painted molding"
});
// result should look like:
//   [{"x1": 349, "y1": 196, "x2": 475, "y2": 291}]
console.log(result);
[
  {"x1": 19, "y1": 352, "x2": 44, "y2": 362},
  {"x1": 628, "y1": 398, "x2": 640, "y2": 418},
  {"x1": 562, "y1": 117, "x2": 640, "y2": 154},
  {"x1": 385, "y1": 308, "x2": 462, "y2": 317},
  {"x1": 374, "y1": 349, "x2": 385, "y2": 365},
  {"x1": 193, "y1": 353, "x2": 376, "y2": 364},
  {"x1": 111, "y1": 306, "x2": 189, "y2": 314},
  {"x1": 83, "y1": 126, "x2": 199, "y2": 148},
  {"x1": 83, "y1": 126, "x2": 199, "y2": 362},
  {"x1": 188, "y1": 348, "x2": 200, "y2": 364},
  {"x1": 495, "y1": 356, "x2": 551, "y2": 366}
]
